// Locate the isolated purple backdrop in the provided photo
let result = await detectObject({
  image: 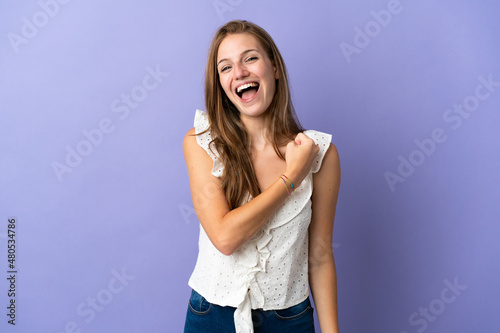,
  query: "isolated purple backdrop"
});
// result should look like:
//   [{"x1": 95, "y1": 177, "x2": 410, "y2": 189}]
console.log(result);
[{"x1": 1, "y1": 0, "x2": 499, "y2": 332}]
